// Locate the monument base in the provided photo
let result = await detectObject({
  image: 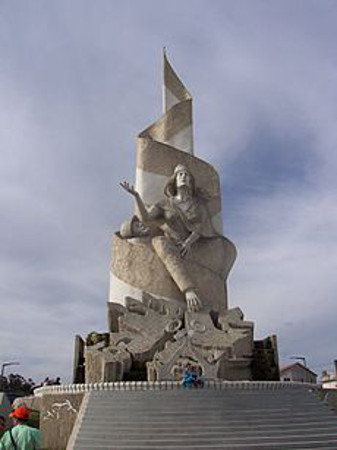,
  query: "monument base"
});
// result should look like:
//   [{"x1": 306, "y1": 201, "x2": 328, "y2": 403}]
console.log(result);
[{"x1": 32, "y1": 381, "x2": 326, "y2": 450}]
